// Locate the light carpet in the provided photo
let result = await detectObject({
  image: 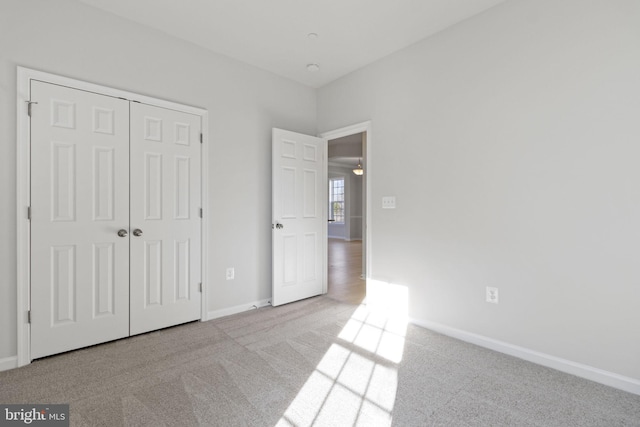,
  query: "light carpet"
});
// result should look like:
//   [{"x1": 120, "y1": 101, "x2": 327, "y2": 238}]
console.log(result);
[{"x1": 0, "y1": 296, "x2": 638, "y2": 426}]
